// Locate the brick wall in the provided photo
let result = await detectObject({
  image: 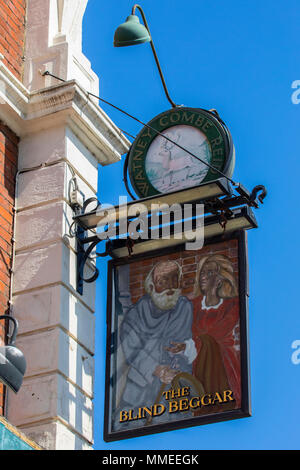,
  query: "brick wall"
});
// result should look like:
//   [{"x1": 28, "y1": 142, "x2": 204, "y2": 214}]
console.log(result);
[
  {"x1": 0, "y1": 122, "x2": 19, "y2": 415},
  {"x1": 0, "y1": 0, "x2": 26, "y2": 415},
  {"x1": 129, "y1": 239, "x2": 239, "y2": 304},
  {"x1": 0, "y1": 0, "x2": 26, "y2": 81}
]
